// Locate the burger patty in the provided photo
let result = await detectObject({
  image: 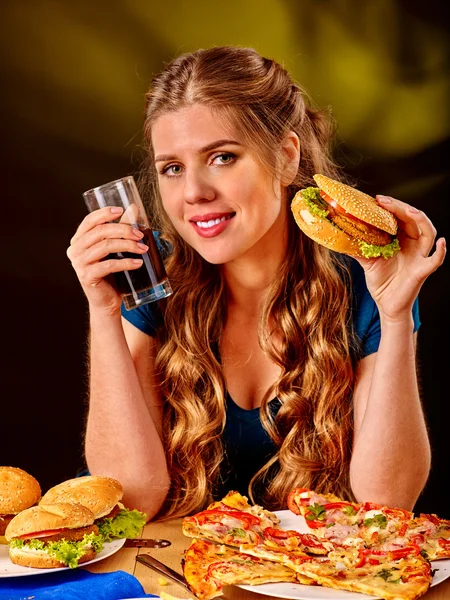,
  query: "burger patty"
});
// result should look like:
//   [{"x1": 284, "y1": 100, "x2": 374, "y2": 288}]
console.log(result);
[
  {"x1": 331, "y1": 213, "x2": 392, "y2": 246},
  {"x1": 33, "y1": 524, "x2": 99, "y2": 544},
  {"x1": 0, "y1": 514, "x2": 15, "y2": 536},
  {"x1": 99, "y1": 504, "x2": 121, "y2": 521}
]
